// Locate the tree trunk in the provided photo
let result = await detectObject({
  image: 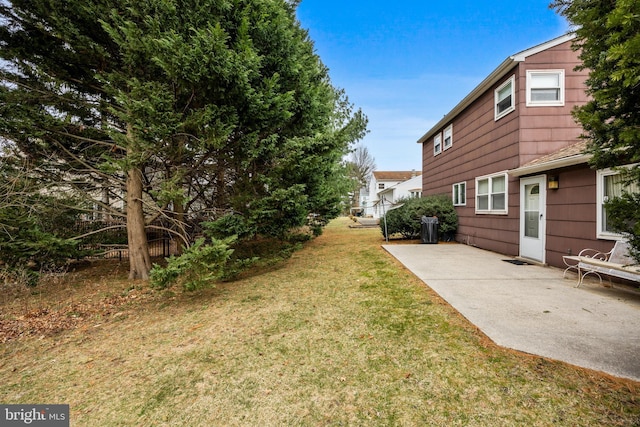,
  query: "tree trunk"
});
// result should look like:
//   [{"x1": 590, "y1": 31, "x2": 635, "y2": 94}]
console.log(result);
[
  {"x1": 126, "y1": 166, "x2": 152, "y2": 280},
  {"x1": 174, "y1": 198, "x2": 185, "y2": 255}
]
